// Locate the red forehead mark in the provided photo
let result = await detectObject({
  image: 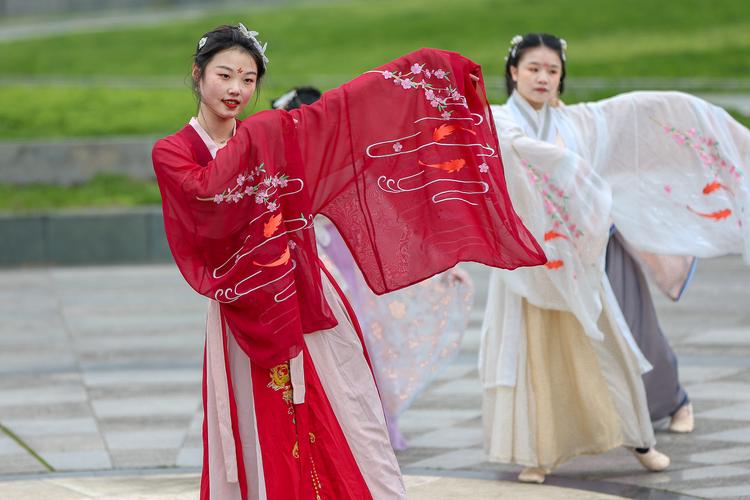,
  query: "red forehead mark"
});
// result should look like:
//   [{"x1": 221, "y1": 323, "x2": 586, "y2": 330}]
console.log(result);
[{"x1": 236, "y1": 67, "x2": 244, "y2": 74}]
